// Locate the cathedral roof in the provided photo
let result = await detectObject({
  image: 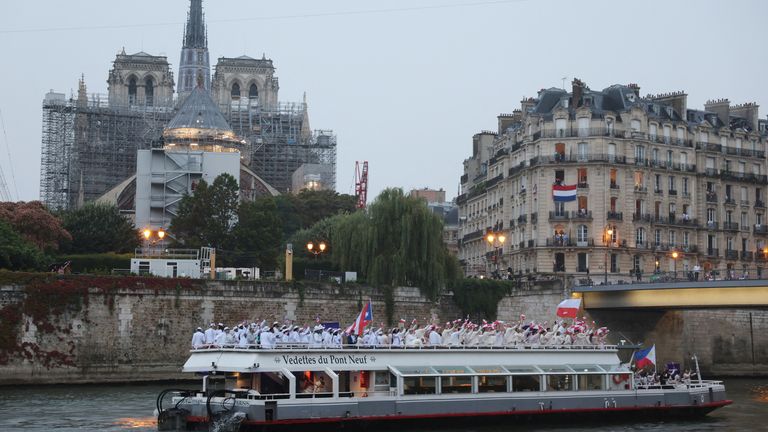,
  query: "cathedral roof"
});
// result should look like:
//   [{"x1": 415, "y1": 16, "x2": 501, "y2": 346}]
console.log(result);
[
  {"x1": 183, "y1": 0, "x2": 207, "y2": 49},
  {"x1": 164, "y1": 87, "x2": 233, "y2": 137}
]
